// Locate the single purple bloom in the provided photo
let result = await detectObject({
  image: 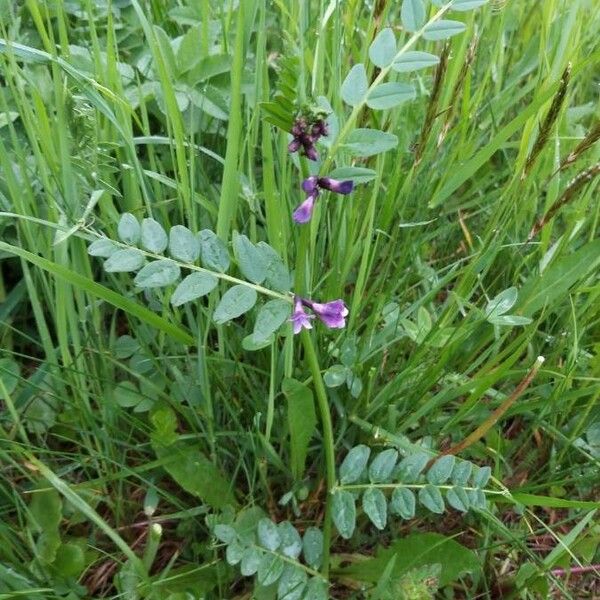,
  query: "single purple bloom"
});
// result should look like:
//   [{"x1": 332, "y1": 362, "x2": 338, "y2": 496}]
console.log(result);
[
  {"x1": 290, "y1": 297, "x2": 314, "y2": 334},
  {"x1": 304, "y1": 145, "x2": 319, "y2": 161},
  {"x1": 318, "y1": 177, "x2": 354, "y2": 195},
  {"x1": 292, "y1": 192, "x2": 318, "y2": 223},
  {"x1": 307, "y1": 299, "x2": 349, "y2": 329},
  {"x1": 288, "y1": 138, "x2": 302, "y2": 153},
  {"x1": 302, "y1": 176, "x2": 319, "y2": 194}
]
